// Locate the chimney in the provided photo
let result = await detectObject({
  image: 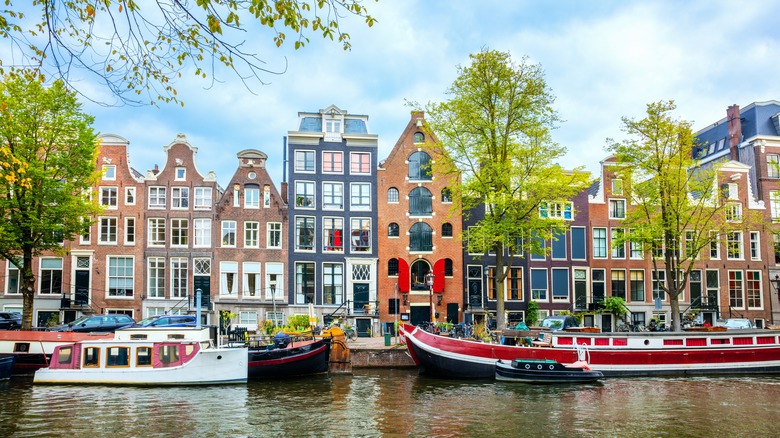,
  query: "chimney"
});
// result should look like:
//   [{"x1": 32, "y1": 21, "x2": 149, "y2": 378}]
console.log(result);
[
  {"x1": 280, "y1": 182, "x2": 288, "y2": 205},
  {"x1": 727, "y1": 104, "x2": 742, "y2": 161}
]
